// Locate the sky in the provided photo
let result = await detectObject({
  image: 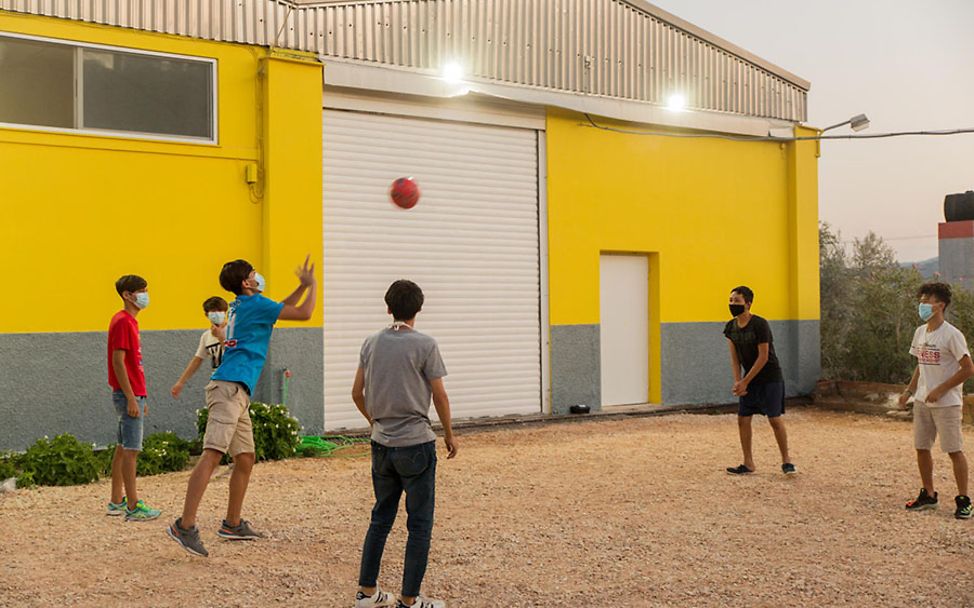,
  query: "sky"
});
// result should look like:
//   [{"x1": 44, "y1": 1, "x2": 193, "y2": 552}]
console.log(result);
[{"x1": 651, "y1": 0, "x2": 974, "y2": 262}]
